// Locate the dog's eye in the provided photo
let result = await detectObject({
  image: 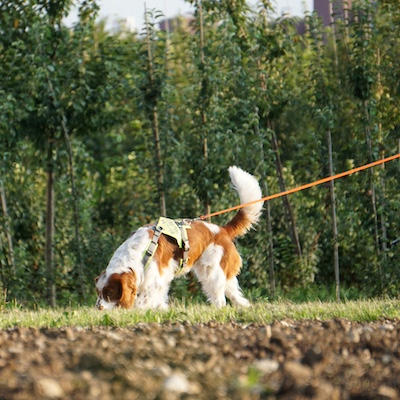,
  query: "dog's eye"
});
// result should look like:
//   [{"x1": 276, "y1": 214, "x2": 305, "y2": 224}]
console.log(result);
[{"x1": 104, "y1": 292, "x2": 111, "y2": 300}]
